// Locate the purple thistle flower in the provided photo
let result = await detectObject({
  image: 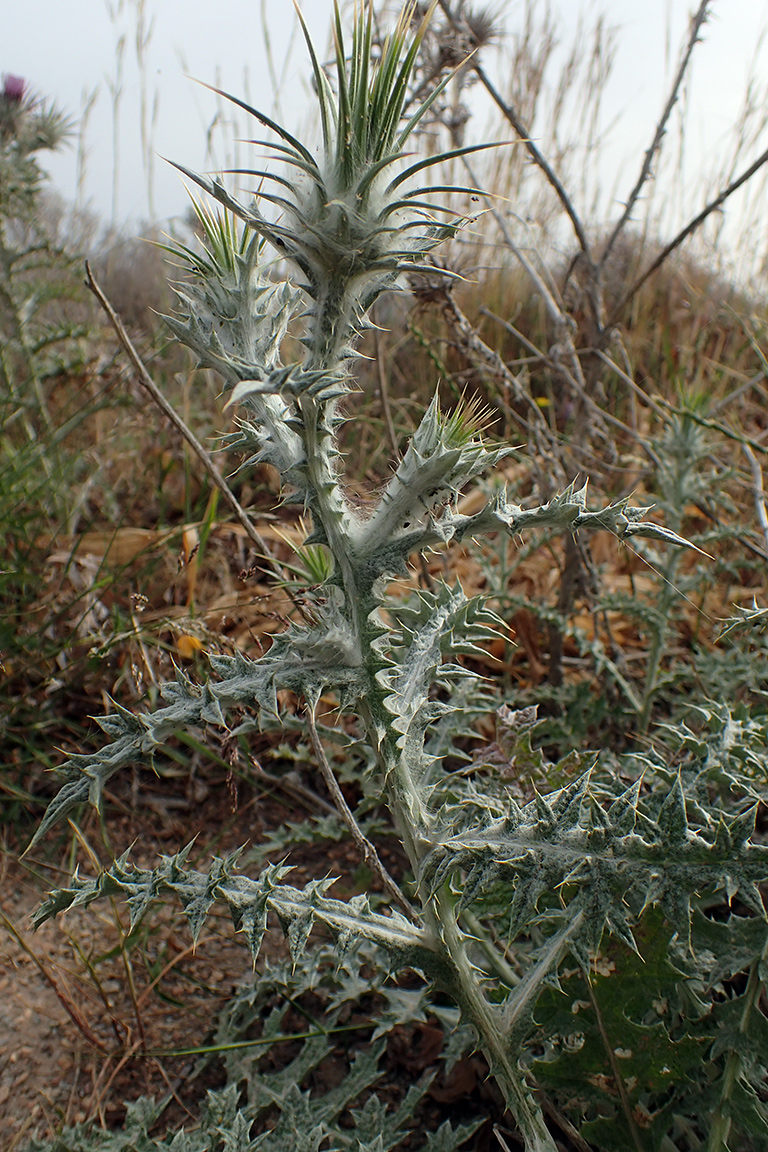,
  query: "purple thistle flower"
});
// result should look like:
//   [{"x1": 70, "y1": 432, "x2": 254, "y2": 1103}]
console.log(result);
[{"x1": 2, "y1": 74, "x2": 25, "y2": 104}]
